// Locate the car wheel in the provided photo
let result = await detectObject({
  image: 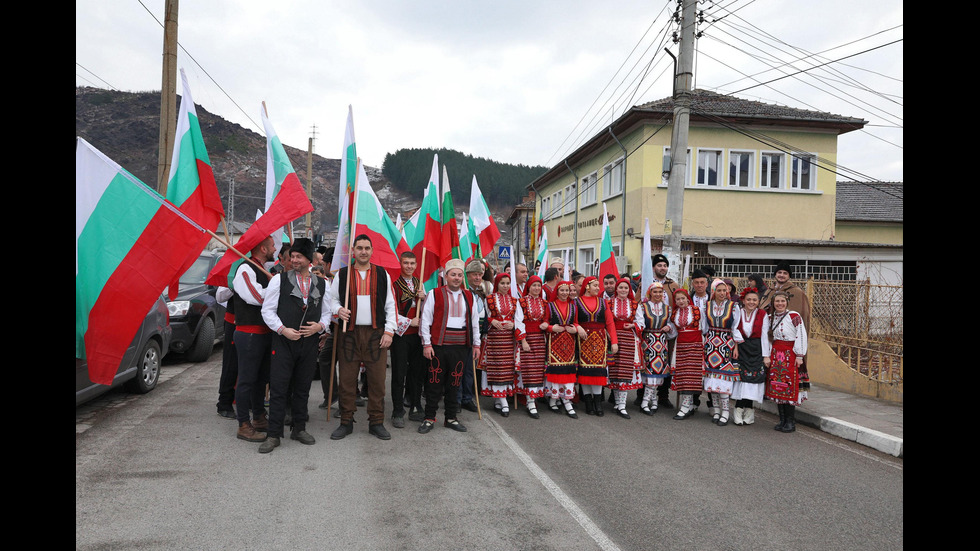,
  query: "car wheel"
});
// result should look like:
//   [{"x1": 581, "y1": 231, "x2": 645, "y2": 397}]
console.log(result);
[
  {"x1": 125, "y1": 339, "x2": 161, "y2": 394},
  {"x1": 186, "y1": 316, "x2": 215, "y2": 362}
]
